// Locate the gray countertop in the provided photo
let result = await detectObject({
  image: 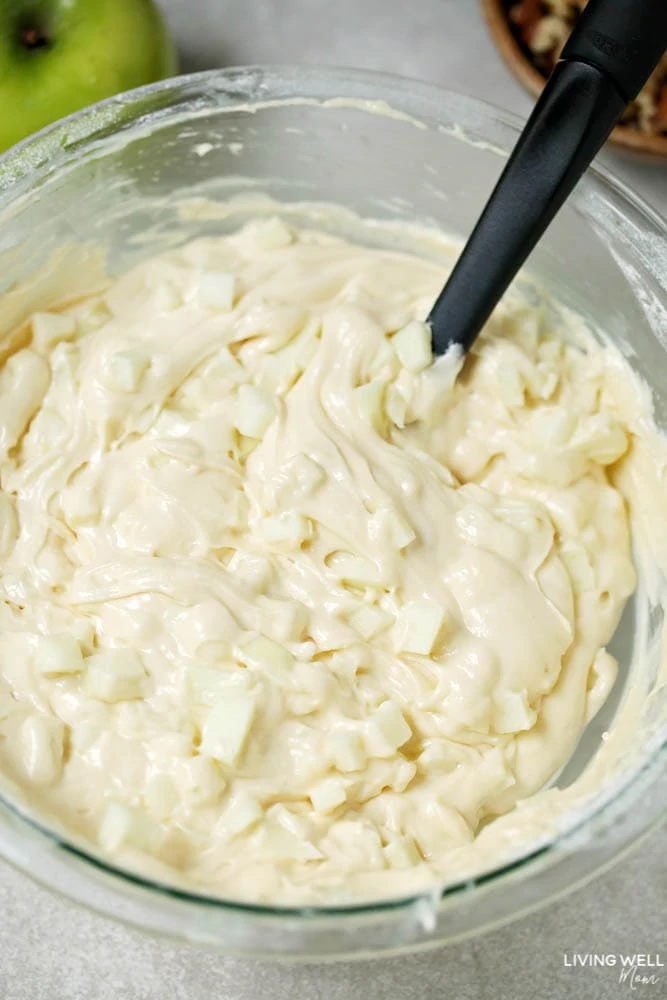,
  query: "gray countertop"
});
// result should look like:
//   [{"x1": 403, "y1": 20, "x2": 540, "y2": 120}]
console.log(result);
[{"x1": 1, "y1": 3, "x2": 665, "y2": 998}]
